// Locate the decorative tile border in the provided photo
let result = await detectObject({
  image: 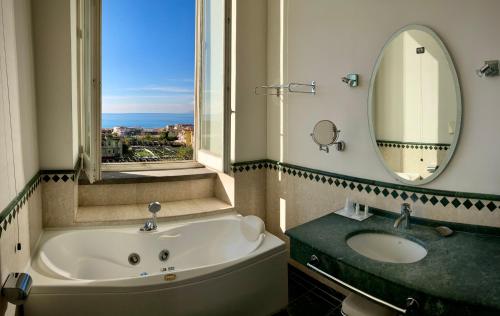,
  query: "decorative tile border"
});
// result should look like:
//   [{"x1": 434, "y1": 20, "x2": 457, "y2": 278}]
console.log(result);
[
  {"x1": 40, "y1": 157, "x2": 82, "y2": 183},
  {"x1": 376, "y1": 140, "x2": 450, "y2": 151},
  {"x1": 231, "y1": 159, "x2": 500, "y2": 212},
  {"x1": 40, "y1": 173, "x2": 76, "y2": 183},
  {"x1": 0, "y1": 172, "x2": 42, "y2": 238},
  {"x1": 0, "y1": 158, "x2": 82, "y2": 237}
]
